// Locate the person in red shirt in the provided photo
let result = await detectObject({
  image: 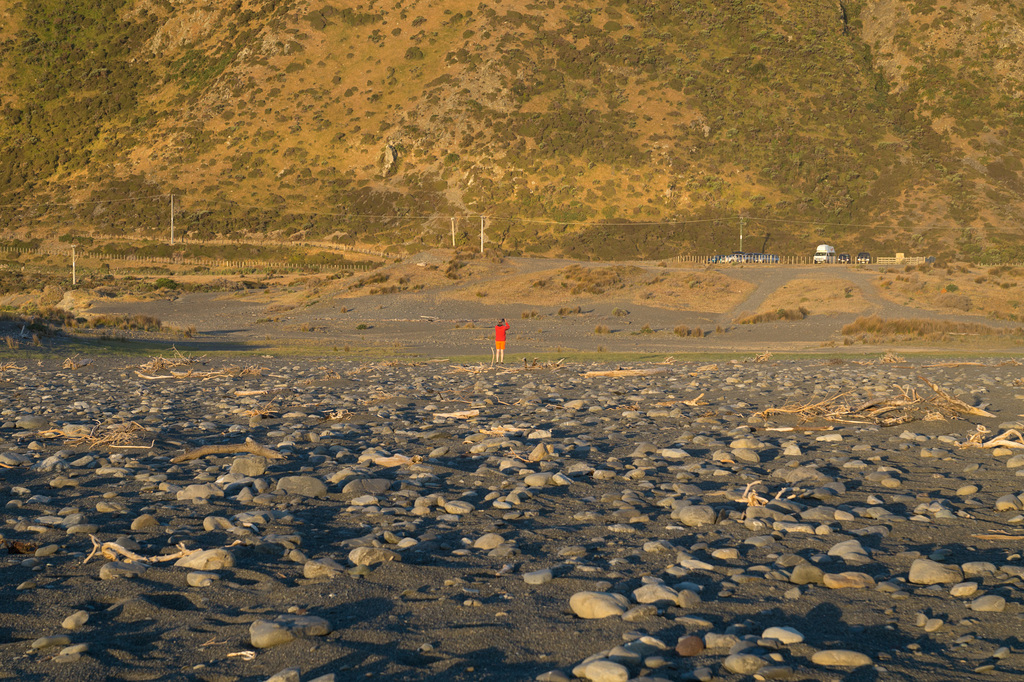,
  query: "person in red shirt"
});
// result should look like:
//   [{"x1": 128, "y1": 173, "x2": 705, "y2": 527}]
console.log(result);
[{"x1": 494, "y1": 318, "x2": 510, "y2": 363}]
